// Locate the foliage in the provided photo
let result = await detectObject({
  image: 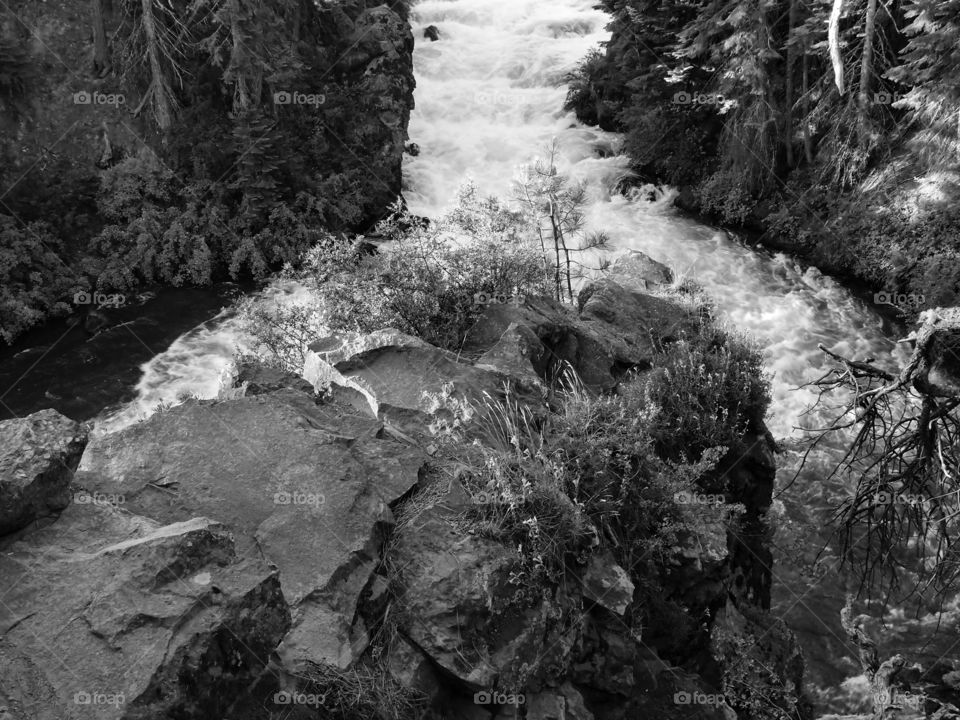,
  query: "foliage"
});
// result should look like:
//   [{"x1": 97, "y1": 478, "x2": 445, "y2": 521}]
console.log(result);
[
  {"x1": 0, "y1": 217, "x2": 79, "y2": 343},
  {"x1": 570, "y1": 0, "x2": 958, "y2": 230},
  {"x1": 642, "y1": 320, "x2": 771, "y2": 461},
  {"x1": 514, "y1": 142, "x2": 608, "y2": 302},
  {"x1": 286, "y1": 188, "x2": 552, "y2": 353},
  {"x1": 712, "y1": 609, "x2": 804, "y2": 720},
  {"x1": 425, "y1": 314, "x2": 770, "y2": 644},
  {"x1": 887, "y1": 0, "x2": 960, "y2": 167},
  {"x1": 0, "y1": 0, "x2": 412, "y2": 344}
]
